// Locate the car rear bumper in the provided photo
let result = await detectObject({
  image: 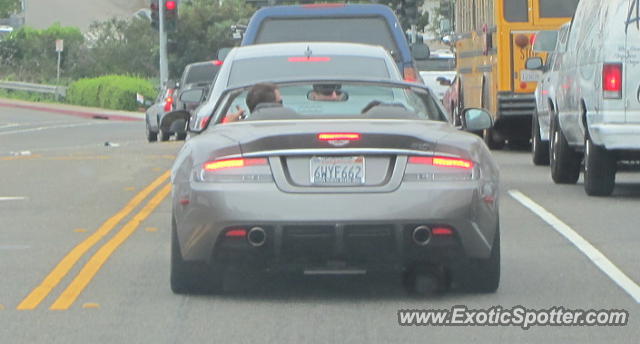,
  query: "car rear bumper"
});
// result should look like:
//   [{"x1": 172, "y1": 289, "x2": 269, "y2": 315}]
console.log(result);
[
  {"x1": 589, "y1": 124, "x2": 640, "y2": 150},
  {"x1": 173, "y1": 181, "x2": 499, "y2": 270}
]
